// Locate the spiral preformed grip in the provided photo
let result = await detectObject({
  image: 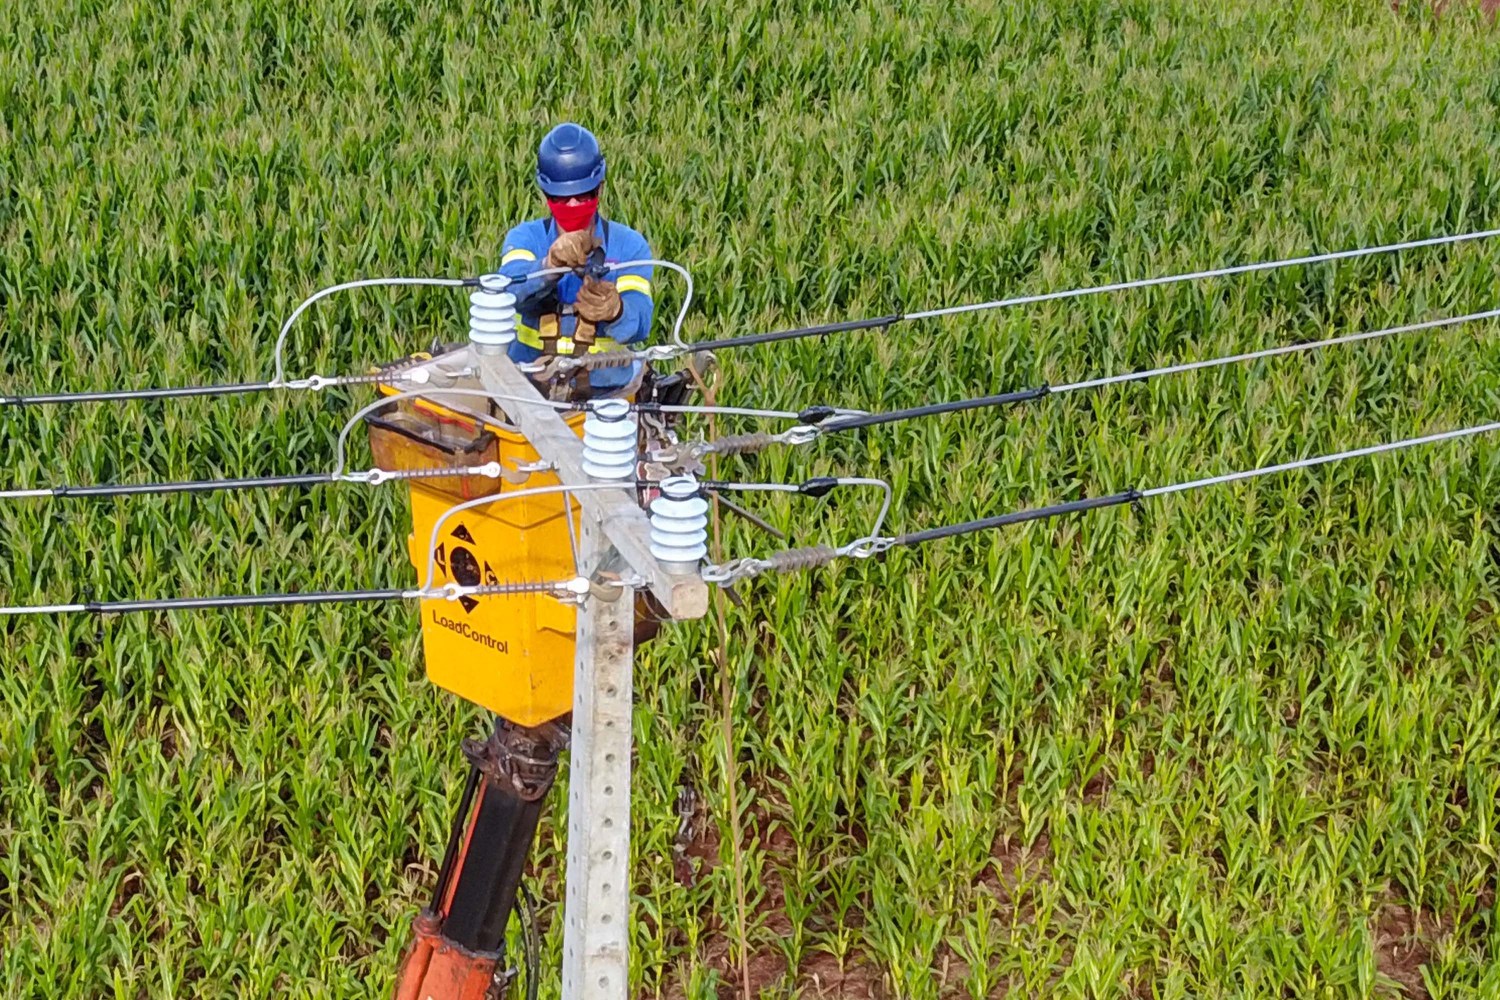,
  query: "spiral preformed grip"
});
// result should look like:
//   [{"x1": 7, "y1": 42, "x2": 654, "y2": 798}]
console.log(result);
[
  {"x1": 576, "y1": 350, "x2": 637, "y2": 370},
  {"x1": 469, "y1": 273, "x2": 517, "y2": 348},
  {"x1": 703, "y1": 431, "x2": 777, "y2": 457},
  {"x1": 765, "y1": 545, "x2": 838, "y2": 573},
  {"x1": 650, "y1": 475, "x2": 709, "y2": 569},
  {"x1": 582, "y1": 399, "x2": 638, "y2": 480}
]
